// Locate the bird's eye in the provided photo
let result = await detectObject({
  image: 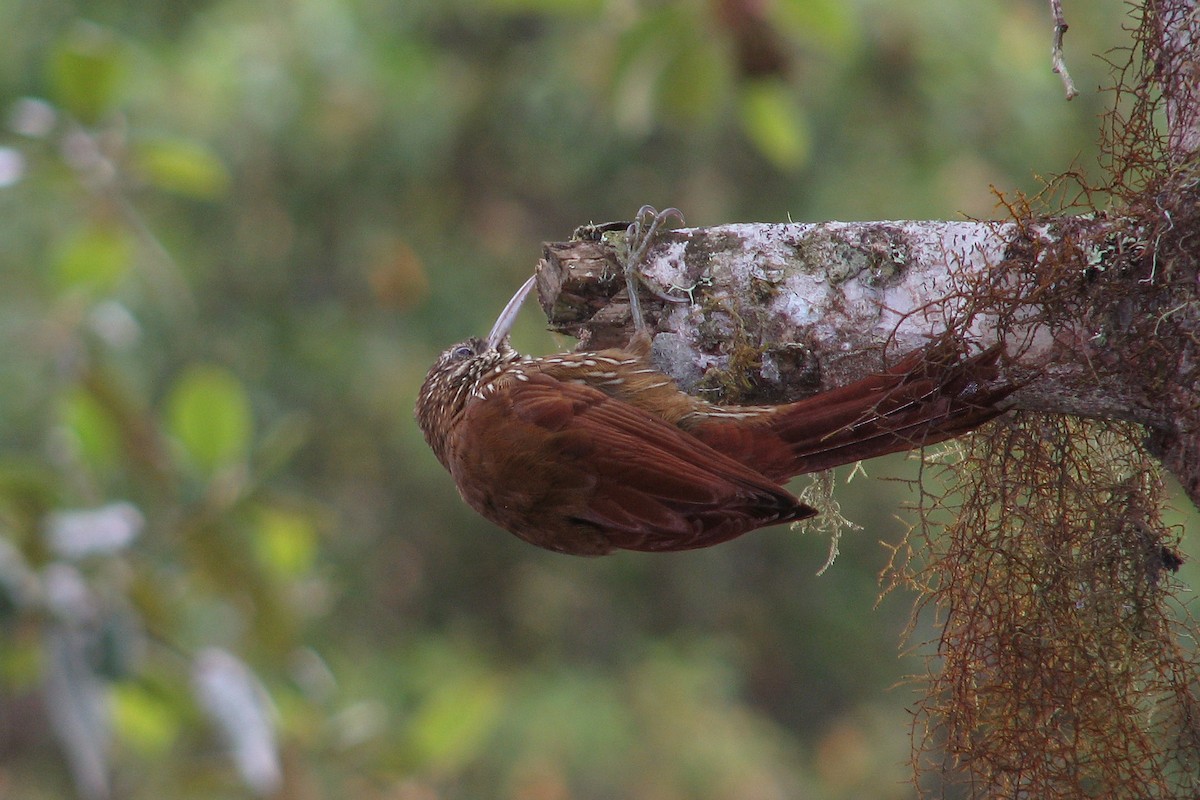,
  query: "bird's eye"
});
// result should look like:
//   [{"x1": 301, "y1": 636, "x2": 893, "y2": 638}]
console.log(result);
[{"x1": 452, "y1": 345, "x2": 474, "y2": 359}]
